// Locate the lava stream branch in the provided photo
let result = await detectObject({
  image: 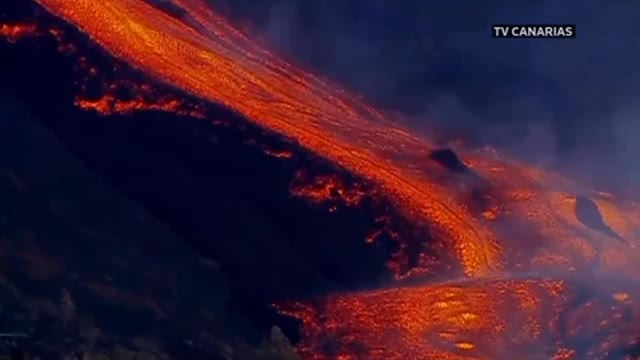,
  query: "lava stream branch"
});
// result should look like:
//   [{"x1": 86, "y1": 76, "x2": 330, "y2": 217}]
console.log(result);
[
  {"x1": 4, "y1": 1, "x2": 640, "y2": 359},
  {"x1": 30, "y1": 0, "x2": 508, "y2": 279},
  {"x1": 277, "y1": 277, "x2": 640, "y2": 360}
]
